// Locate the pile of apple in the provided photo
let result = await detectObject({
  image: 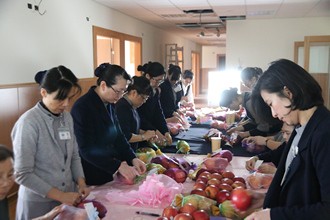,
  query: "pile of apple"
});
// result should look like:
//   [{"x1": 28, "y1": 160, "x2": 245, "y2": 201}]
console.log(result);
[{"x1": 160, "y1": 205, "x2": 210, "y2": 220}]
